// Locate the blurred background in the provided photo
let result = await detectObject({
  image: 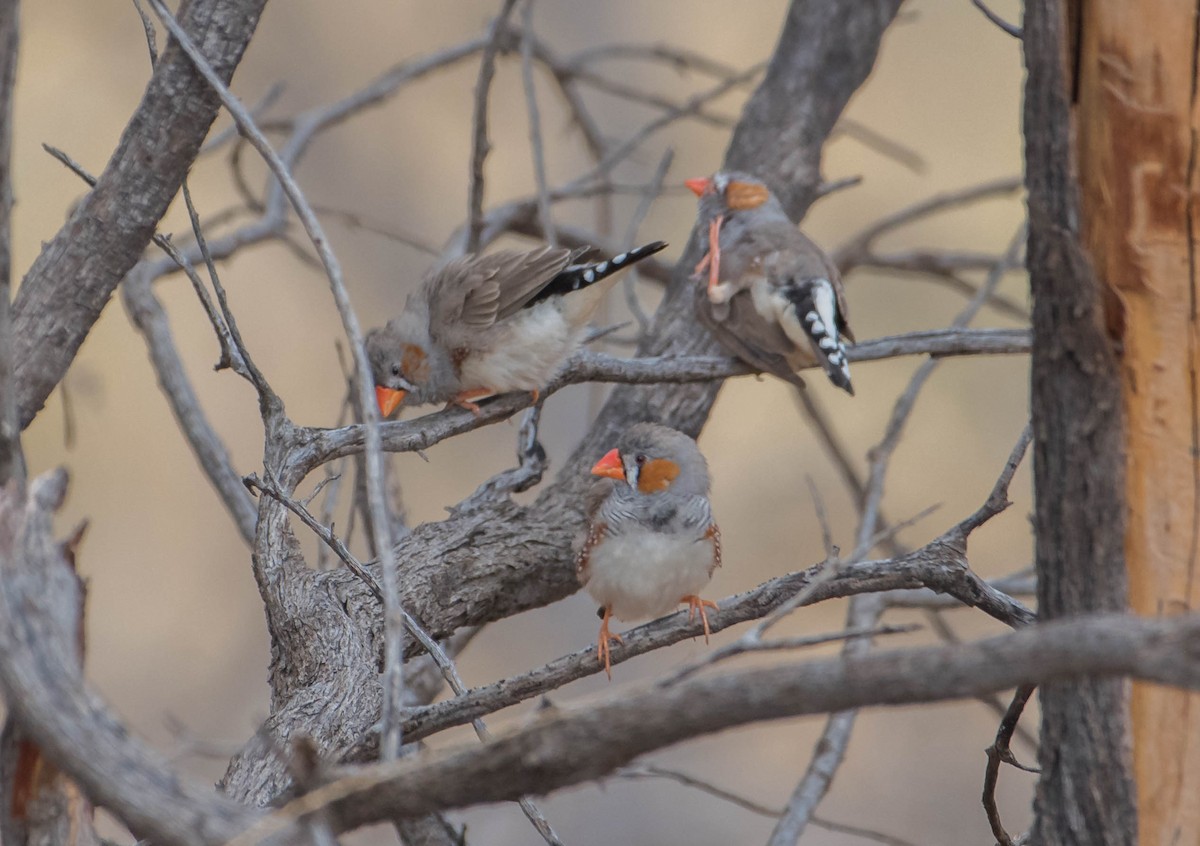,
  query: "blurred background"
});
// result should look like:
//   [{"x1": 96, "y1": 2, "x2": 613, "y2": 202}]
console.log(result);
[{"x1": 12, "y1": 1, "x2": 1032, "y2": 843}]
